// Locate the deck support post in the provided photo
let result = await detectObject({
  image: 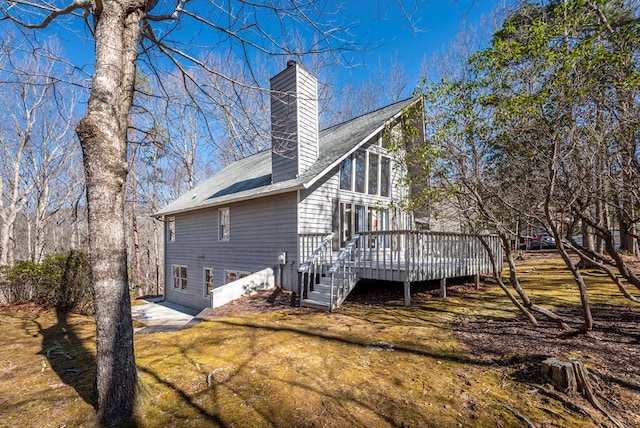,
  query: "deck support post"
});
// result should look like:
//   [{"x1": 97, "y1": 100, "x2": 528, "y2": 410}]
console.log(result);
[
  {"x1": 404, "y1": 279, "x2": 411, "y2": 306},
  {"x1": 475, "y1": 273, "x2": 481, "y2": 290},
  {"x1": 440, "y1": 278, "x2": 447, "y2": 298}
]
